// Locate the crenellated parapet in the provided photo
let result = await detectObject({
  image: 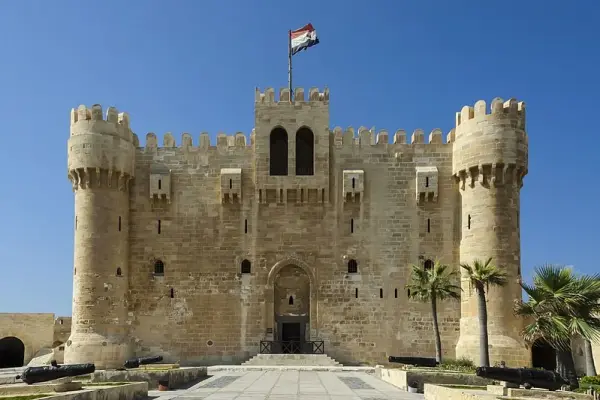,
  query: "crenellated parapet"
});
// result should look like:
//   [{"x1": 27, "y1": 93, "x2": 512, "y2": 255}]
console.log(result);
[
  {"x1": 254, "y1": 87, "x2": 329, "y2": 104},
  {"x1": 331, "y1": 127, "x2": 449, "y2": 147},
  {"x1": 142, "y1": 131, "x2": 254, "y2": 152},
  {"x1": 68, "y1": 104, "x2": 136, "y2": 192},
  {"x1": 452, "y1": 98, "x2": 528, "y2": 190}
]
